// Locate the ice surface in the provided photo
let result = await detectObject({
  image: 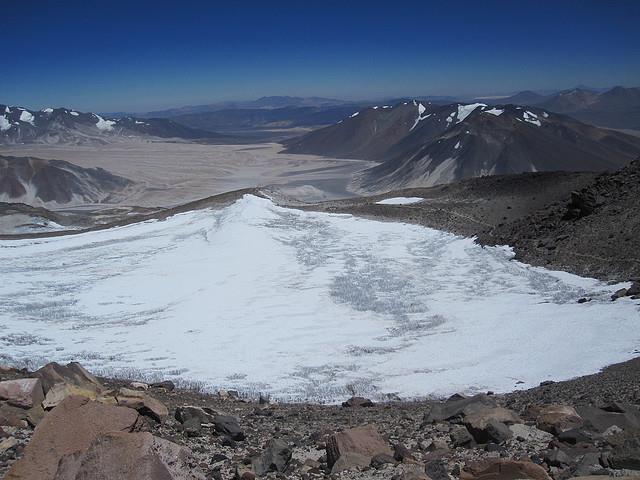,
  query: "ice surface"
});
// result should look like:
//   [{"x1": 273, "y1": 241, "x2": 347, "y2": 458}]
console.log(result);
[
  {"x1": 0, "y1": 195, "x2": 638, "y2": 402},
  {"x1": 0, "y1": 115, "x2": 11, "y2": 132},
  {"x1": 376, "y1": 197, "x2": 424, "y2": 205},
  {"x1": 19, "y1": 110, "x2": 35, "y2": 125},
  {"x1": 524, "y1": 111, "x2": 541, "y2": 126}
]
